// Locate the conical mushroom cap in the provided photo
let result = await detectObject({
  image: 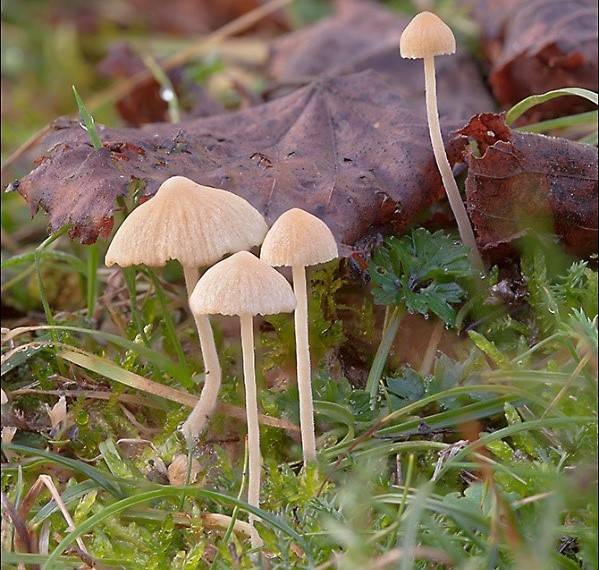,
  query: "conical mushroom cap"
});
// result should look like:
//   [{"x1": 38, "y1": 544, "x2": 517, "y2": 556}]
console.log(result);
[
  {"x1": 190, "y1": 251, "x2": 296, "y2": 316},
  {"x1": 400, "y1": 11, "x2": 456, "y2": 59},
  {"x1": 105, "y1": 176, "x2": 268, "y2": 268},
  {"x1": 260, "y1": 208, "x2": 338, "y2": 268}
]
